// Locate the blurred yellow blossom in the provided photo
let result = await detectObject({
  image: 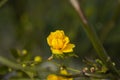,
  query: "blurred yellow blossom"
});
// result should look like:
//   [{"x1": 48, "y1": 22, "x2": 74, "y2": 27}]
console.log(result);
[
  {"x1": 47, "y1": 67, "x2": 73, "y2": 80},
  {"x1": 34, "y1": 56, "x2": 42, "y2": 62},
  {"x1": 60, "y1": 68, "x2": 68, "y2": 75},
  {"x1": 47, "y1": 30, "x2": 75, "y2": 54},
  {"x1": 47, "y1": 74, "x2": 58, "y2": 80},
  {"x1": 47, "y1": 74, "x2": 73, "y2": 80}
]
